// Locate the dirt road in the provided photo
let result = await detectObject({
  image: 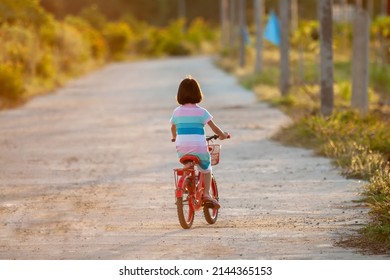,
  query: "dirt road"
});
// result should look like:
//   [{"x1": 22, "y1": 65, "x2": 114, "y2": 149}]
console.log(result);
[{"x1": 0, "y1": 56, "x2": 388, "y2": 260}]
